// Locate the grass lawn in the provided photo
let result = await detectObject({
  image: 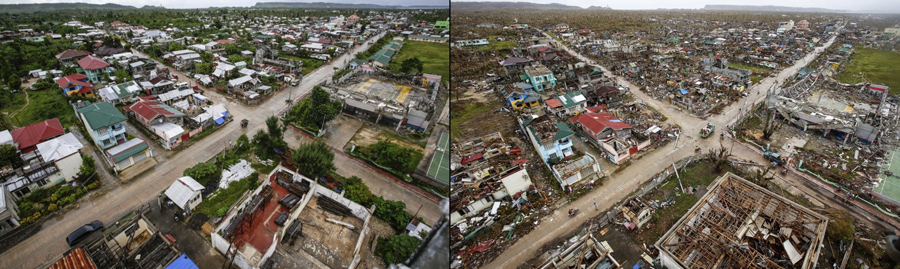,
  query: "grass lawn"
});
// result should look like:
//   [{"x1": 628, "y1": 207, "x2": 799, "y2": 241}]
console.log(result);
[
  {"x1": 2, "y1": 89, "x2": 79, "y2": 128},
  {"x1": 835, "y1": 48, "x2": 900, "y2": 95},
  {"x1": 194, "y1": 176, "x2": 255, "y2": 217},
  {"x1": 389, "y1": 41, "x2": 449, "y2": 83},
  {"x1": 632, "y1": 161, "x2": 734, "y2": 244},
  {"x1": 449, "y1": 100, "x2": 497, "y2": 140},
  {"x1": 474, "y1": 36, "x2": 518, "y2": 52},
  {"x1": 727, "y1": 63, "x2": 771, "y2": 75}
]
